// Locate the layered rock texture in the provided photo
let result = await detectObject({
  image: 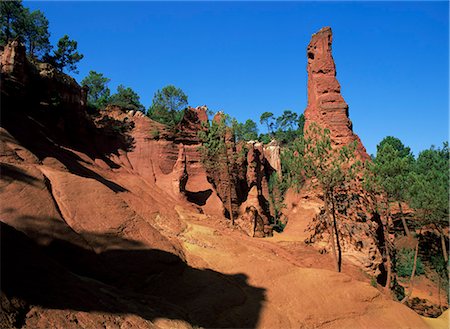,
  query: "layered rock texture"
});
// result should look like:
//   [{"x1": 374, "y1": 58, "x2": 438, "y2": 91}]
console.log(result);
[{"x1": 304, "y1": 27, "x2": 369, "y2": 160}]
